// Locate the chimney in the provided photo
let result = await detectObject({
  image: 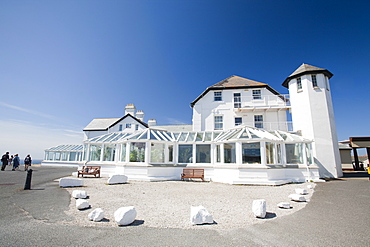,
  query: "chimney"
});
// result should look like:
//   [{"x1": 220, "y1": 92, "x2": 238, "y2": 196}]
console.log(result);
[
  {"x1": 136, "y1": 110, "x2": 144, "y2": 122},
  {"x1": 125, "y1": 104, "x2": 136, "y2": 116},
  {"x1": 148, "y1": 119, "x2": 157, "y2": 127}
]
